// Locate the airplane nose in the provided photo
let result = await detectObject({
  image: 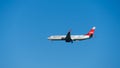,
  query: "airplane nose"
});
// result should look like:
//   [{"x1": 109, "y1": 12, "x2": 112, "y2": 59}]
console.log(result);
[
  {"x1": 48, "y1": 37, "x2": 50, "y2": 40},
  {"x1": 48, "y1": 36, "x2": 52, "y2": 40}
]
